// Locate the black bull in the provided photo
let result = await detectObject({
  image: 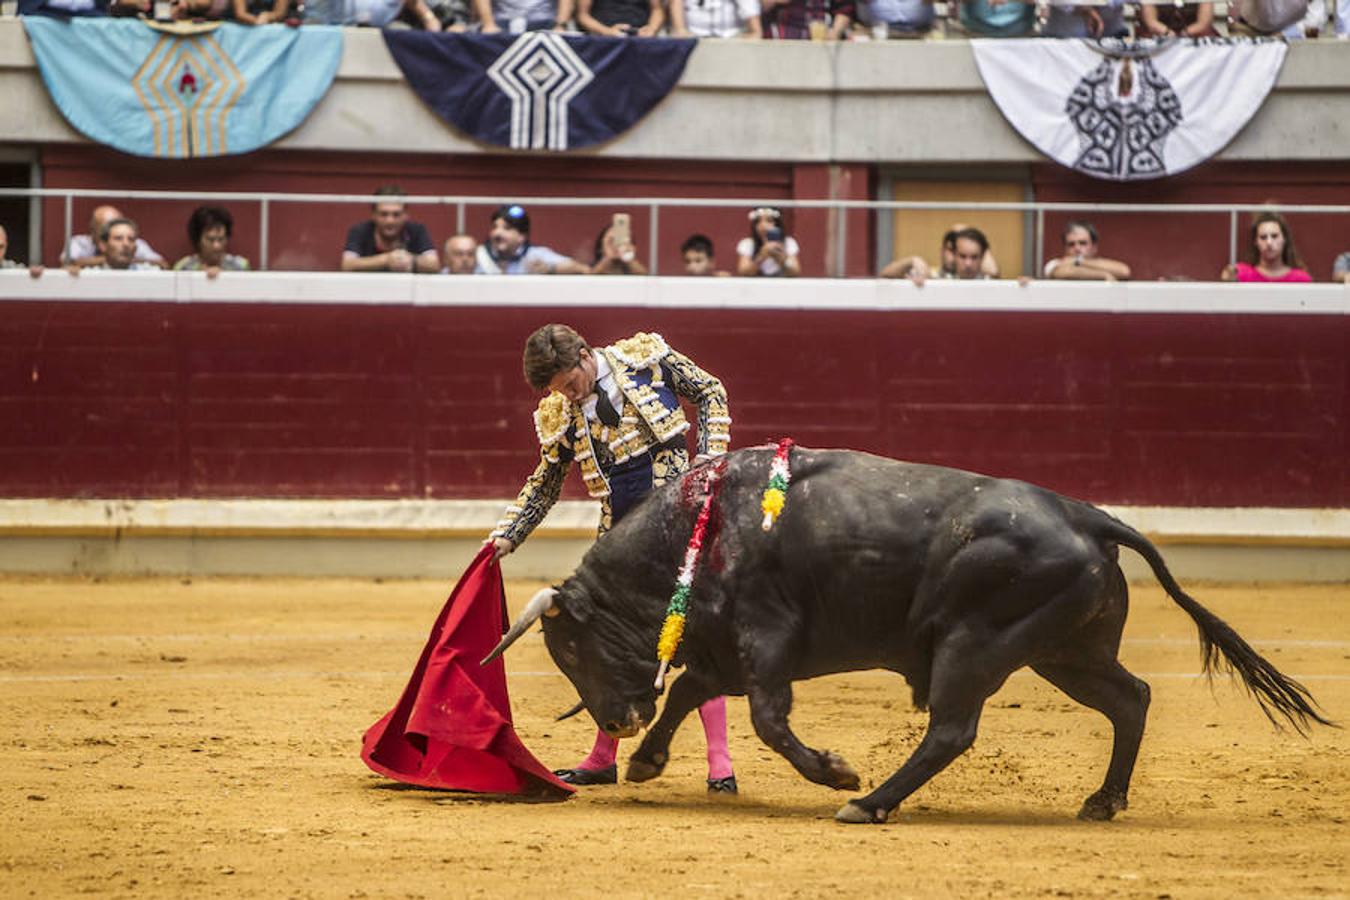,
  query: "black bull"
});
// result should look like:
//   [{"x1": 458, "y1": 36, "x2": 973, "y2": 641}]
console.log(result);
[{"x1": 485, "y1": 446, "x2": 1330, "y2": 824}]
